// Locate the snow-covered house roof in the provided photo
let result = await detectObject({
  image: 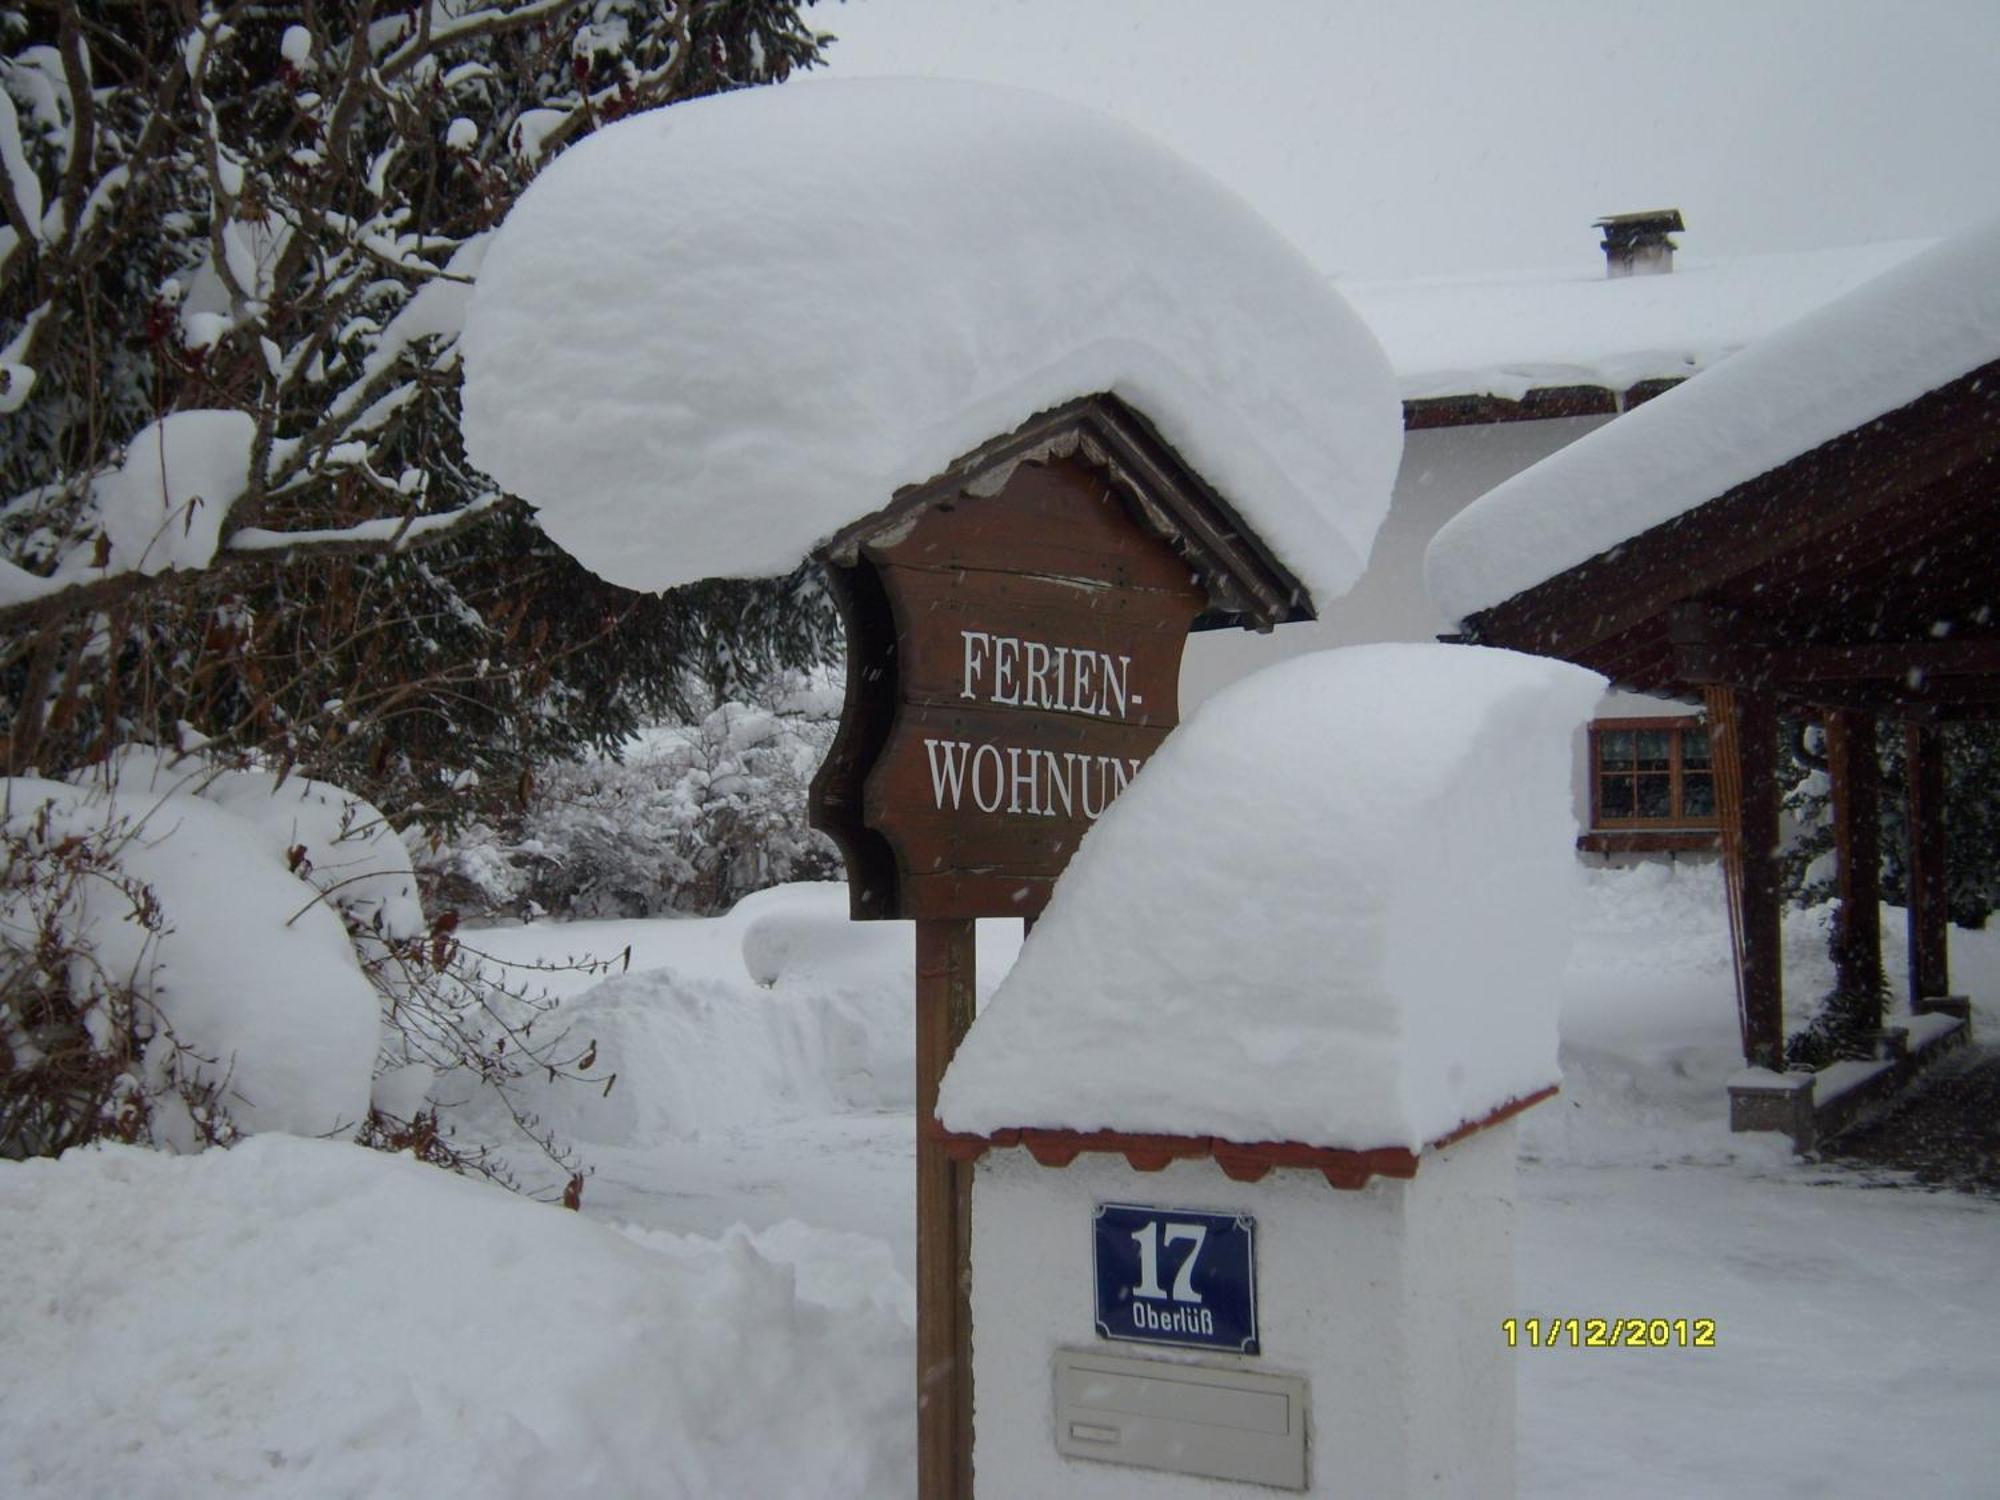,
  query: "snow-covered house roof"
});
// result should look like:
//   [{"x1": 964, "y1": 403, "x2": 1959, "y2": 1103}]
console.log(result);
[
  {"x1": 1424, "y1": 215, "x2": 2000, "y2": 628},
  {"x1": 1342, "y1": 238, "x2": 1930, "y2": 416},
  {"x1": 1416, "y1": 215, "x2": 2000, "y2": 1075},
  {"x1": 461, "y1": 77, "x2": 1401, "y2": 607}
]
